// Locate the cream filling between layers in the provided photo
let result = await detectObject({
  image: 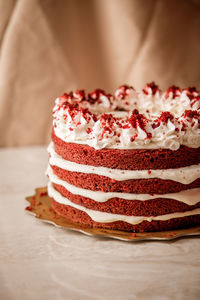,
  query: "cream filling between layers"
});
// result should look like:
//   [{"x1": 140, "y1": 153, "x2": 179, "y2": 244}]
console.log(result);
[
  {"x1": 48, "y1": 182, "x2": 200, "y2": 225},
  {"x1": 47, "y1": 165, "x2": 200, "y2": 205},
  {"x1": 48, "y1": 142, "x2": 200, "y2": 184}
]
